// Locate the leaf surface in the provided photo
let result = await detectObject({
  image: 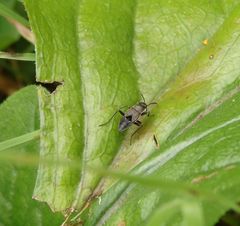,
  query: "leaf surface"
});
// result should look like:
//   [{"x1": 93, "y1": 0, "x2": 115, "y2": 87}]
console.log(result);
[
  {"x1": 23, "y1": 1, "x2": 240, "y2": 225},
  {"x1": 82, "y1": 86, "x2": 240, "y2": 226},
  {"x1": 94, "y1": 0, "x2": 240, "y2": 197},
  {"x1": 0, "y1": 86, "x2": 63, "y2": 226},
  {"x1": 24, "y1": 0, "x2": 85, "y2": 211}
]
